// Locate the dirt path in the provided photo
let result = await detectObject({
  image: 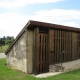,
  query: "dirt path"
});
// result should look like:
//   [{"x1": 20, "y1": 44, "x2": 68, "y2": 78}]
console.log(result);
[
  {"x1": 35, "y1": 72, "x2": 62, "y2": 78},
  {"x1": 0, "y1": 53, "x2": 6, "y2": 58}
]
